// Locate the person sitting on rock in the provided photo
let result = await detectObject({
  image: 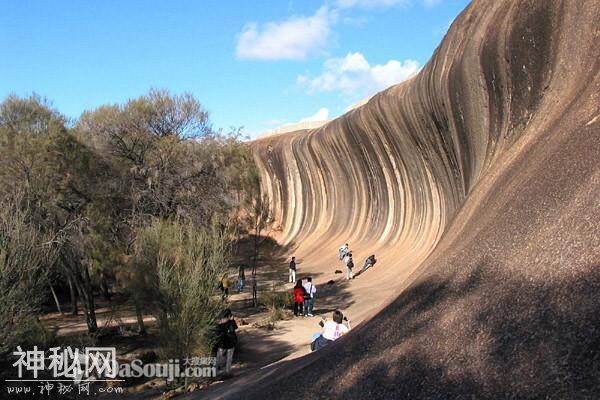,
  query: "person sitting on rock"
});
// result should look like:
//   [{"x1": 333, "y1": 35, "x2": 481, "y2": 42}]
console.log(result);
[
  {"x1": 311, "y1": 310, "x2": 350, "y2": 351},
  {"x1": 362, "y1": 254, "x2": 377, "y2": 273},
  {"x1": 355, "y1": 254, "x2": 376, "y2": 278}
]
